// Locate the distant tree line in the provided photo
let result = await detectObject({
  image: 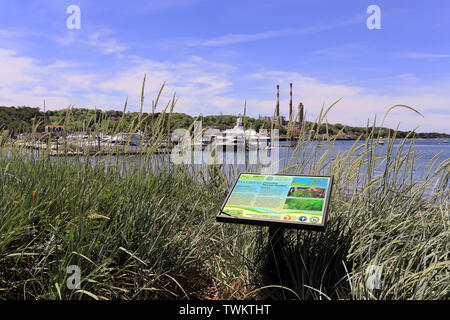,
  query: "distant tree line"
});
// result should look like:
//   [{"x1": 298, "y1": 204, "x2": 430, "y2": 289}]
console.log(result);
[{"x1": 0, "y1": 106, "x2": 448, "y2": 139}]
